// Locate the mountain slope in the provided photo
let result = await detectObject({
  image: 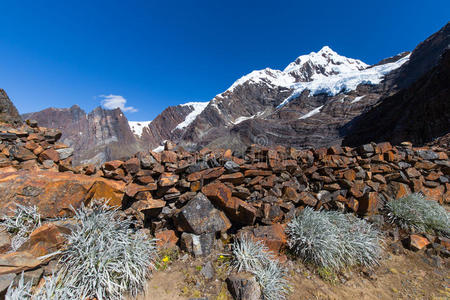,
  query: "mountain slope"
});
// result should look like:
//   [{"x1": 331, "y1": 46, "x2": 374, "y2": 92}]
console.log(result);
[{"x1": 342, "y1": 49, "x2": 450, "y2": 146}]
